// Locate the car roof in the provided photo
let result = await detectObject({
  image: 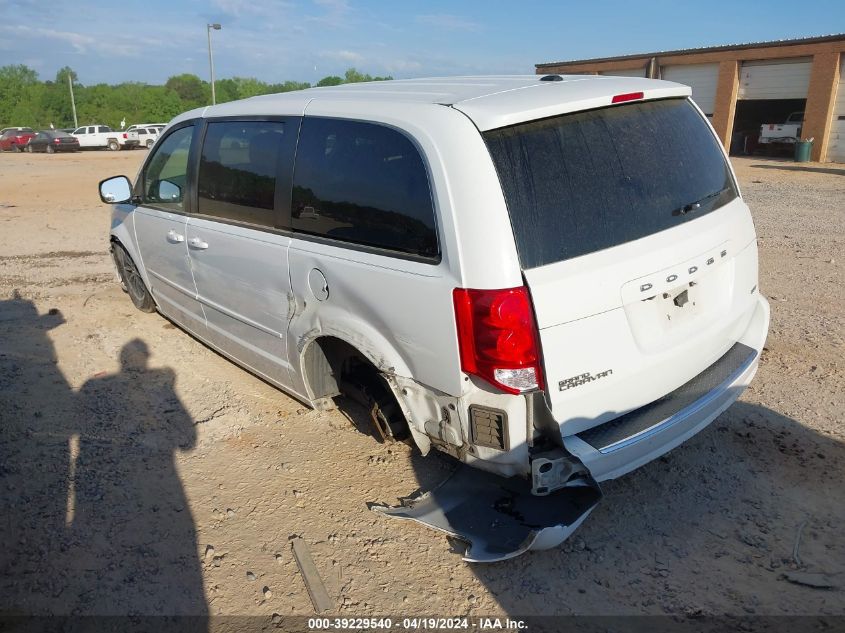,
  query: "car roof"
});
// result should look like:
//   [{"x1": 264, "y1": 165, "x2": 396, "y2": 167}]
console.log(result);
[{"x1": 184, "y1": 75, "x2": 691, "y2": 131}]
